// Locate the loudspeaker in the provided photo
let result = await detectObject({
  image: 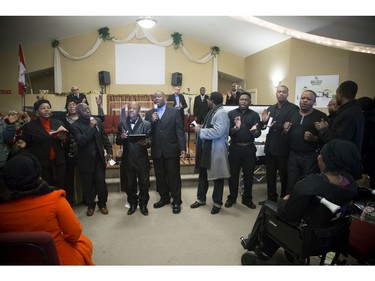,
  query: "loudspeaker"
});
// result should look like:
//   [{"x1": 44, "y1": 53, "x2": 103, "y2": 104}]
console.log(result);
[
  {"x1": 171, "y1": 72, "x2": 182, "y2": 86},
  {"x1": 99, "y1": 71, "x2": 110, "y2": 86}
]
